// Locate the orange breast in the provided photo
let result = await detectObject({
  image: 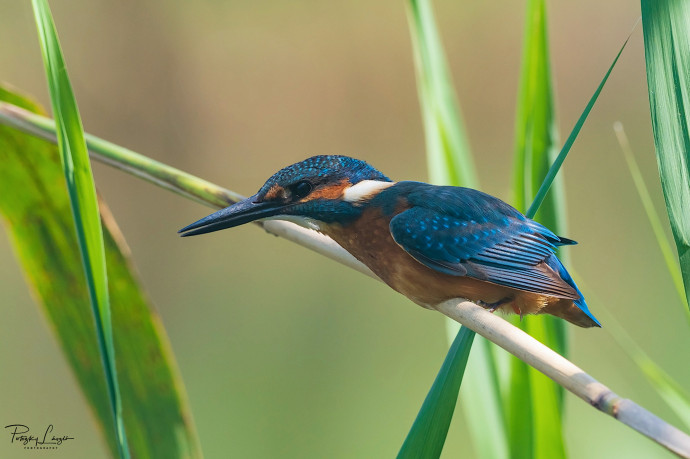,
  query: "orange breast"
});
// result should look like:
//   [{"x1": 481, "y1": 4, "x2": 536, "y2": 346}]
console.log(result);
[{"x1": 320, "y1": 207, "x2": 558, "y2": 317}]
